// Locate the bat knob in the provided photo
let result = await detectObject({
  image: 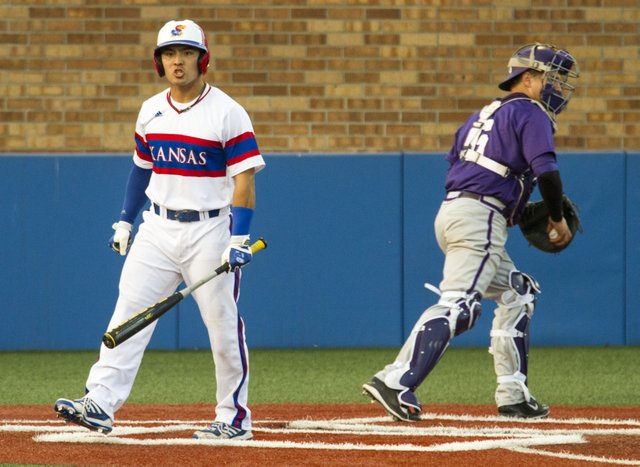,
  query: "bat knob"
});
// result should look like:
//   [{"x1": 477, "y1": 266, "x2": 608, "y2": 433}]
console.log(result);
[{"x1": 102, "y1": 333, "x2": 116, "y2": 349}]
